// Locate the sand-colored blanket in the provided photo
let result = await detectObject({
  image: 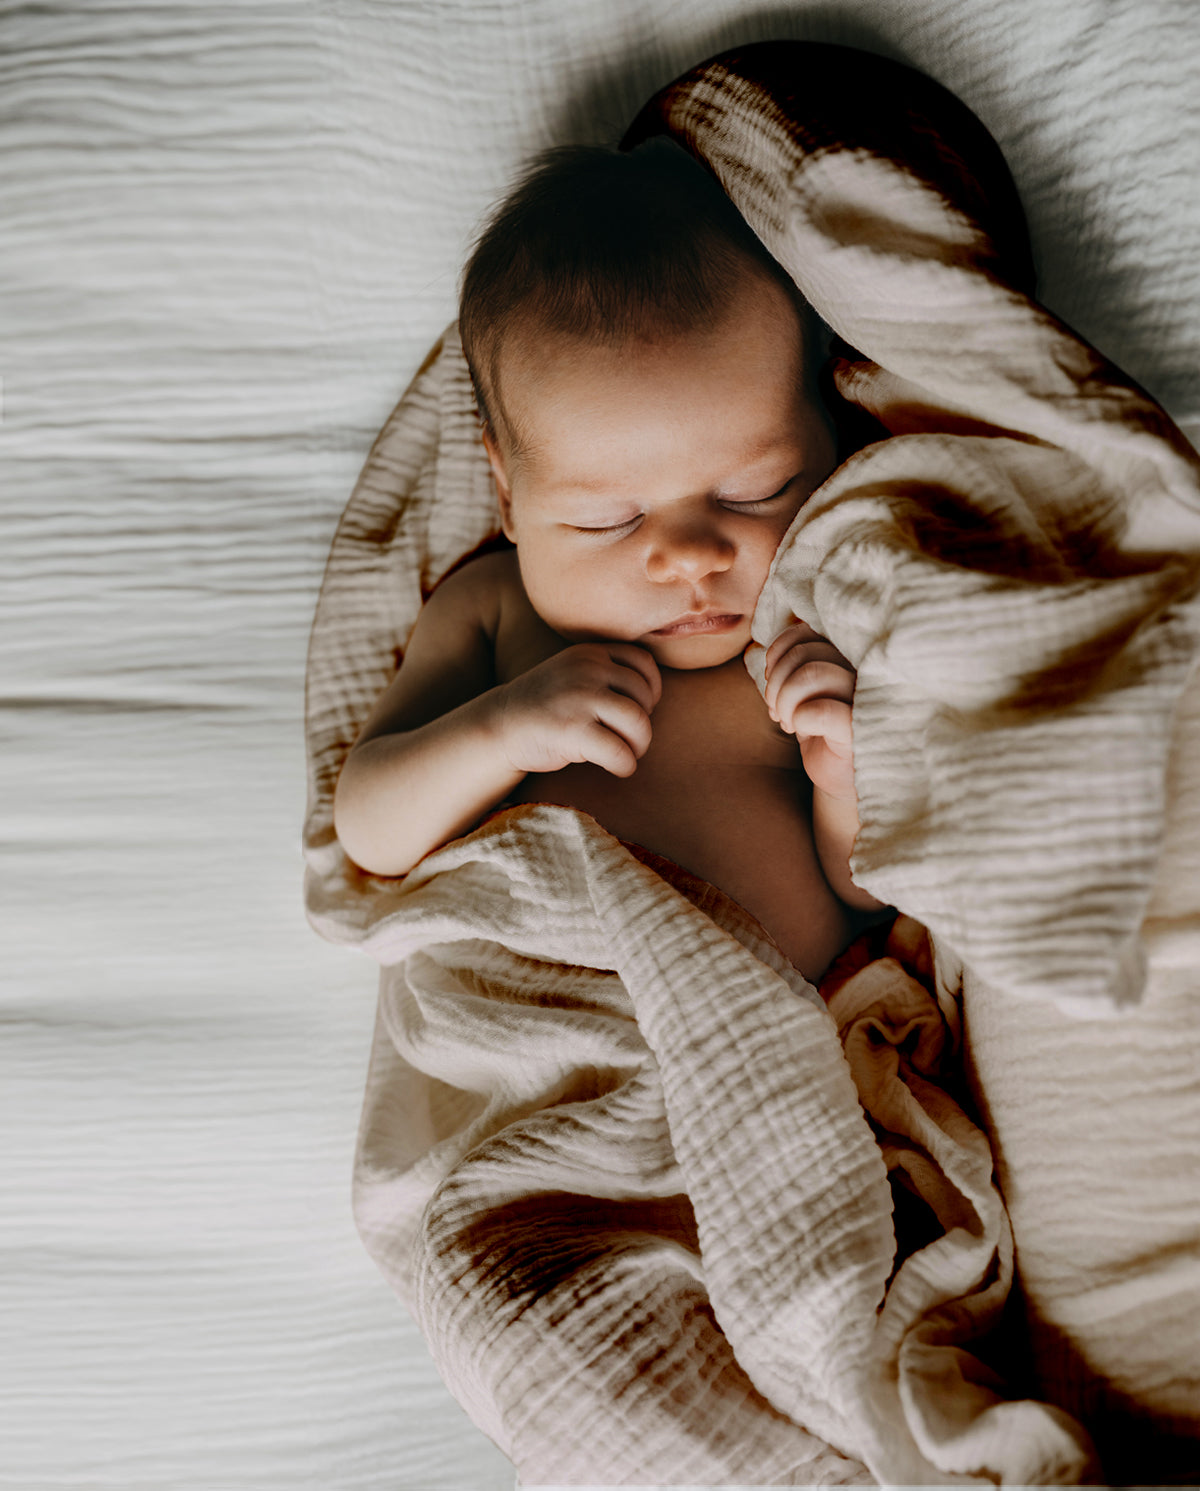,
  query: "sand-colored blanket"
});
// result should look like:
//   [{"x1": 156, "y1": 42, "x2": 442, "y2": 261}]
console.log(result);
[{"x1": 305, "y1": 42, "x2": 1200, "y2": 1485}]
